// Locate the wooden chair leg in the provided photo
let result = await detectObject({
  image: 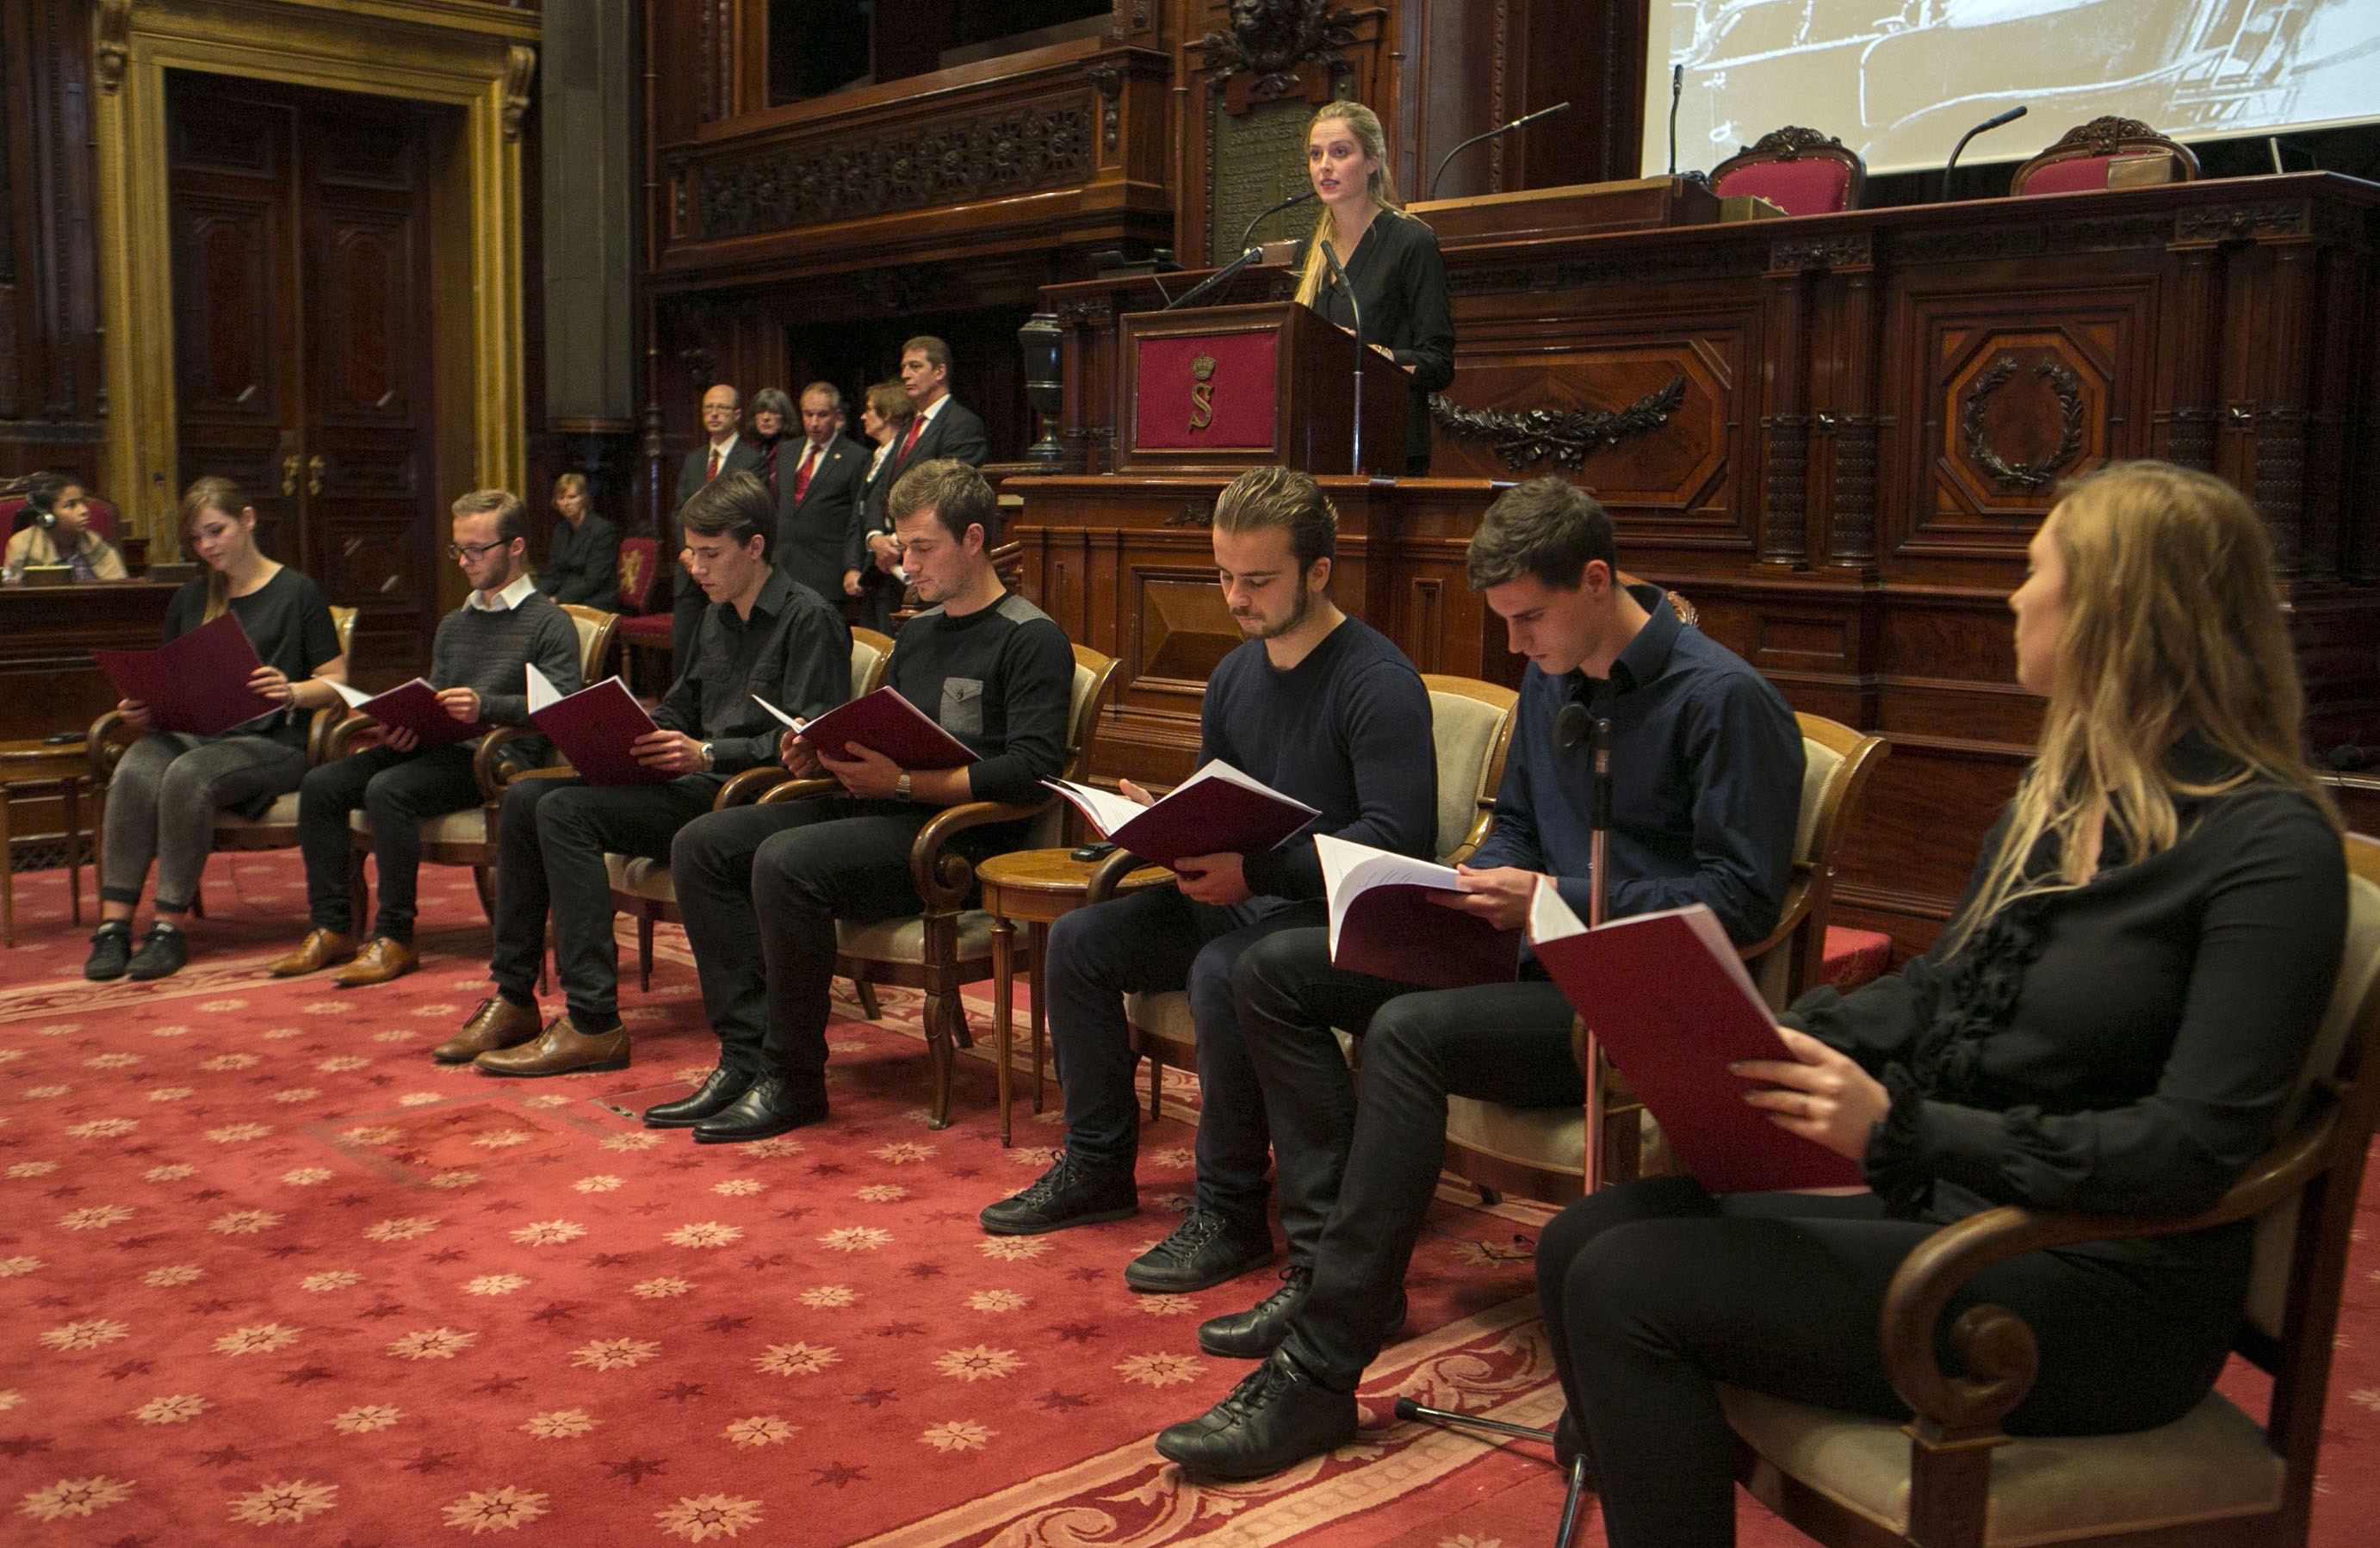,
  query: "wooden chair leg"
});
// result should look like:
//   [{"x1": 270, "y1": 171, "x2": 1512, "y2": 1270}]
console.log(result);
[
  {"x1": 853, "y1": 979, "x2": 881, "y2": 1019},
  {"x1": 636, "y1": 914, "x2": 654, "y2": 993},
  {"x1": 1147, "y1": 1053, "x2": 1165, "y2": 1120},
  {"x1": 924, "y1": 989, "x2": 955, "y2": 1131},
  {"x1": 471, "y1": 864, "x2": 494, "y2": 922}
]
